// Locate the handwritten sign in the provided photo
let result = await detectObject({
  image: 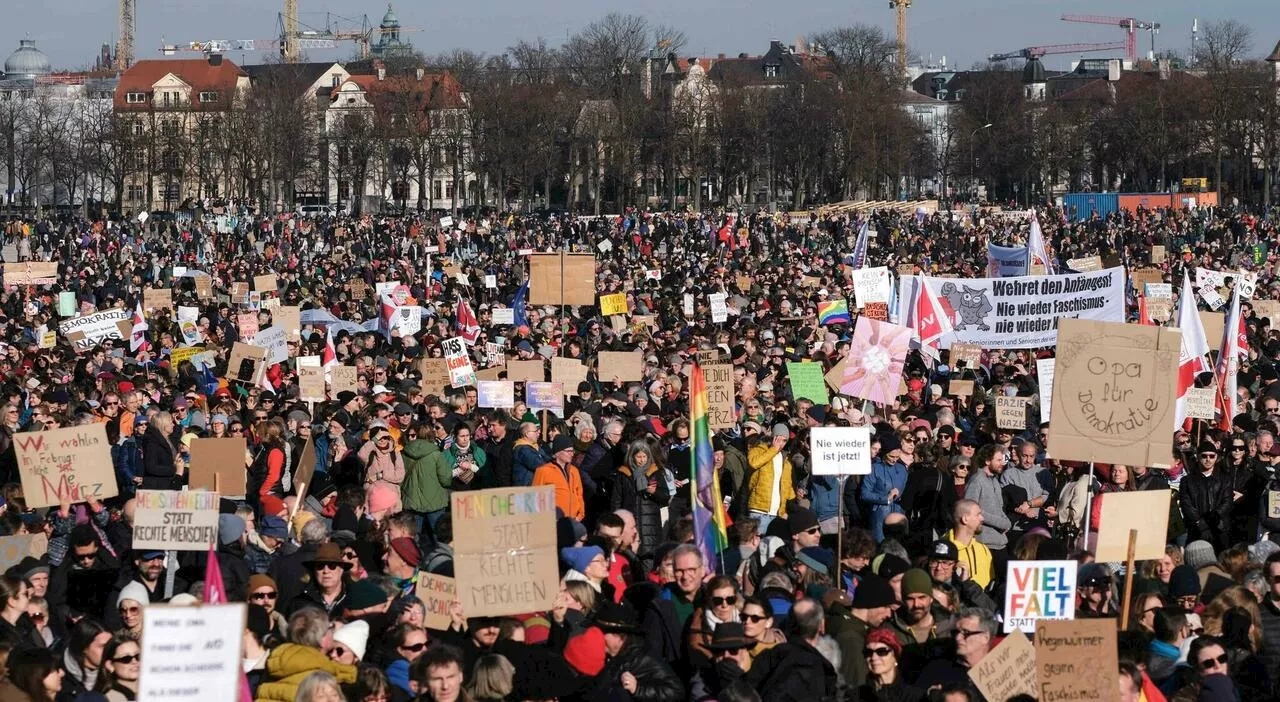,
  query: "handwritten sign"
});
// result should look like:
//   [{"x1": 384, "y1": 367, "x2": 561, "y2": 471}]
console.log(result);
[
  {"x1": 451, "y1": 486, "x2": 557, "y2": 617},
  {"x1": 14, "y1": 424, "x2": 117, "y2": 508},
  {"x1": 138, "y1": 603, "x2": 245, "y2": 702},
  {"x1": 703, "y1": 362, "x2": 736, "y2": 431},
  {"x1": 2, "y1": 261, "x2": 58, "y2": 285},
  {"x1": 1184, "y1": 385, "x2": 1216, "y2": 420},
  {"x1": 330, "y1": 365, "x2": 357, "y2": 396},
  {"x1": 143, "y1": 287, "x2": 173, "y2": 312},
  {"x1": 950, "y1": 379, "x2": 975, "y2": 397},
  {"x1": 1003, "y1": 560, "x2": 1077, "y2": 633},
  {"x1": 950, "y1": 343, "x2": 983, "y2": 370},
  {"x1": 253, "y1": 274, "x2": 277, "y2": 292},
  {"x1": 1048, "y1": 319, "x2": 1179, "y2": 467},
  {"x1": 597, "y1": 351, "x2": 643, "y2": 382},
  {"x1": 442, "y1": 336, "x2": 476, "y2": 388},
  {"x1": 415, "y1": 573, "x2": 457, "y2": 630},
  {"x1": 1036, "y1": 358, "x2": 1055, "y2": 423},
  {"x1": 599, "y1": 293, "x2": 628, "y2": 316},
  {"x1": 58, "y1": 309, "x2": 131, "y2": 352},
  {"x1": 787, "y1": 362, "x2": 830, "y2": 405},
  {"x1": 969, "y1": 630, "x2": 1037, "y2": 702},
  {"x1": 188, "y1": 438, "x2": 247, "y2": 496},
  {"x1": 1036, "y1": 618, "x2": 1118, "y2": 702},
  {"x1": 808, "y1": 427, "x2": 872, "y2": 475},
  {"x1": 133, "y1": 490, "x2": 221, "y2": 551},
  {"x1": 996, "y1": 396, "x2": 1028, "y2": 430}
]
